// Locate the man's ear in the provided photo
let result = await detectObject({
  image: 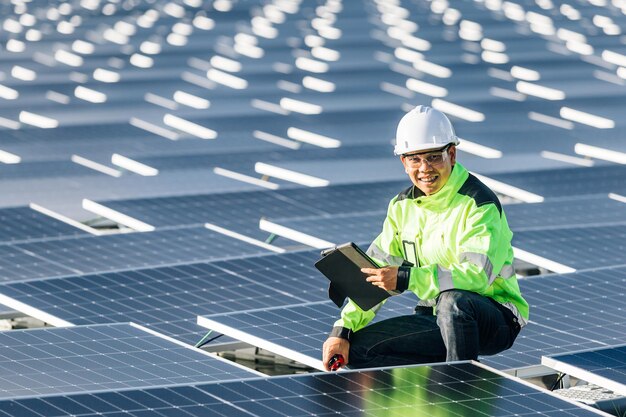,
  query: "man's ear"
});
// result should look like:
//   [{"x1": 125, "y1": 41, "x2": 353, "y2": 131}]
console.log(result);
[{"x1": 449, "y1": 145, "x2": 457, "y2": 166}]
